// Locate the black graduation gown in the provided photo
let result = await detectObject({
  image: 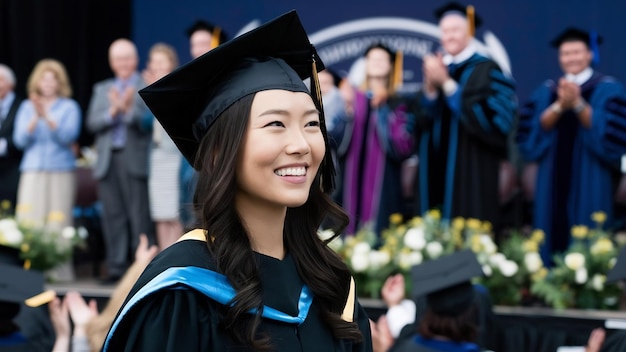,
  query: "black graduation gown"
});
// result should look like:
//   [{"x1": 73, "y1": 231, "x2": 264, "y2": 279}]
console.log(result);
[
  {"x1": 414, "y1": 54, "x2": 516, "y2": 225},
  {"x1": 103, "y1": 239, "x2": 372, "y2": 351}
]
